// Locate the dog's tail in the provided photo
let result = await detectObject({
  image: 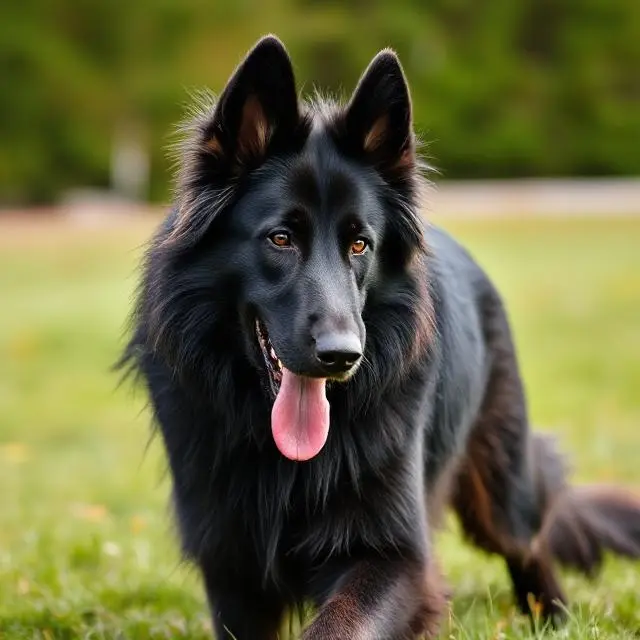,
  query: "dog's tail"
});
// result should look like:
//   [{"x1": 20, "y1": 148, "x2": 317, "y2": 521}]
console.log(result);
[{"x1": 531, "y1": 433, "x2": 640, "y2": 577}]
